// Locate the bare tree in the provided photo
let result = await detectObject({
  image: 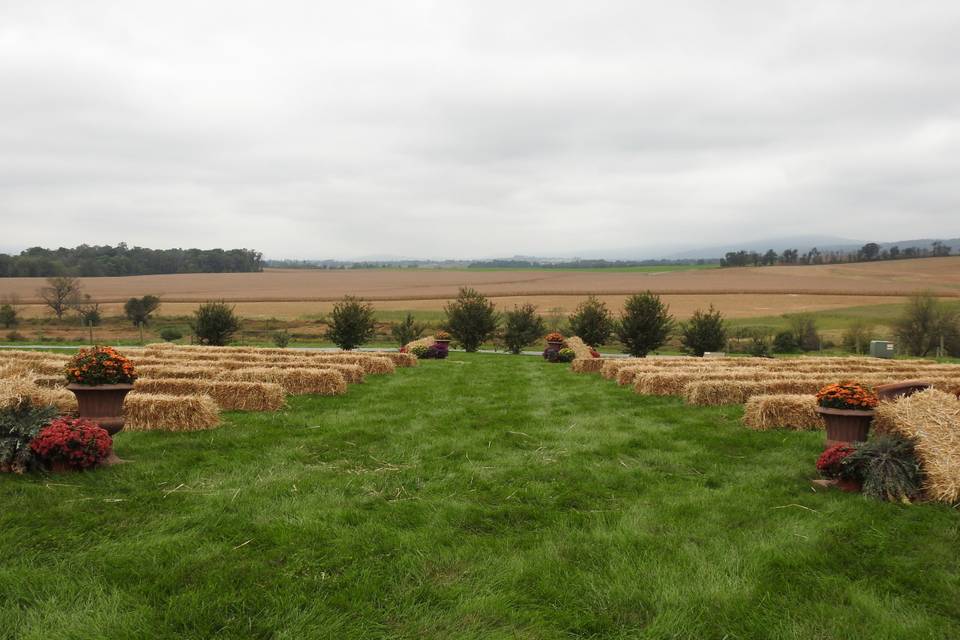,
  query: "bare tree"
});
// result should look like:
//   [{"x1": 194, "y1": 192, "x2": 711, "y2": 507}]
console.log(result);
[{"x1": 37, "y1": 276, "x2": 82, "y2": 319}]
